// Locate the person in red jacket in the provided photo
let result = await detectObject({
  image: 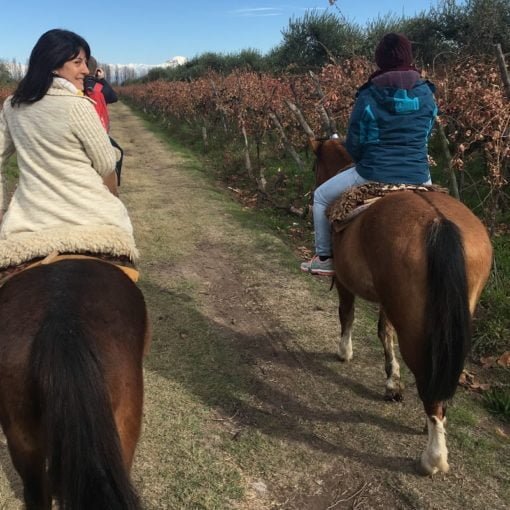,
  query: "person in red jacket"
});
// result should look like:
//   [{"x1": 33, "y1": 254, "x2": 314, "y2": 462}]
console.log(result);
[
  {"x1": 84, "y1": 56, "x2": 117, "y2": 131},
  {"x1": 84, "y1": 57, "x2": 123, "y2": 191}
]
